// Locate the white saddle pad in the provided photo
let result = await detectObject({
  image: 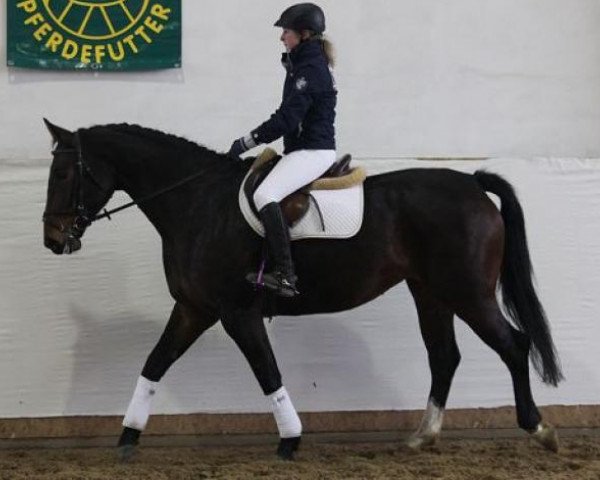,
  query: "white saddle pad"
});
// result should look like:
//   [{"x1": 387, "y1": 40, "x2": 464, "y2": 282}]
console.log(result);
[{"x1": 238, "y1": 170, "x2": 365, "y2": 240}]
